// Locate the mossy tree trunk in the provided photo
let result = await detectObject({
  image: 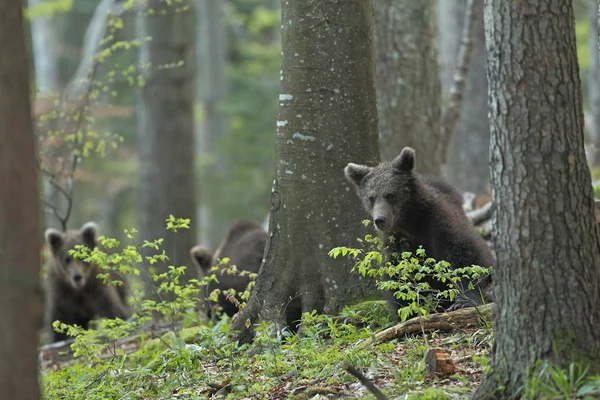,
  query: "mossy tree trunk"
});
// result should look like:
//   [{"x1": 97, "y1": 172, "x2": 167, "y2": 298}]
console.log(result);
[
  {"x1": 231, "y1": 0, "x2": 379, "y2": 343},
  {"x1": 439, "y1": 0, "x2": 490, "y2": 193},
  {"x1": 373, "y1": 0, "x2": 441, "y2": 174},
  {"x1": 136, "y1": 0, "x2": 198, "y2": 297},
  {"x1": 474, "y1": 1, "x2": 600, "y2": 398},
  {"x1": 0, "y1": 1, "x2": 43, "y2": 398}
]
